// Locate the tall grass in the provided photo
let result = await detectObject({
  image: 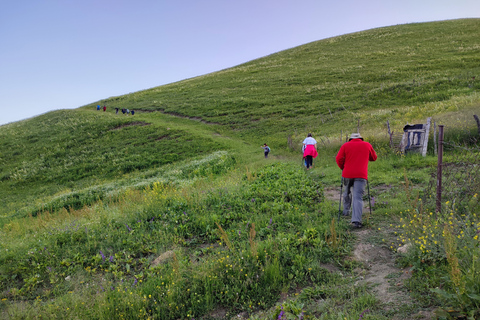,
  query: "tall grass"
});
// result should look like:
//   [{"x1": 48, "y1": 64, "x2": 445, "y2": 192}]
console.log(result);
[
  {"x1": 1, "y1": 19, "x2": 480, "y2": 319},
  {"x1": 0, "y1": 160, "x2": 350, "y2": 319}
]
